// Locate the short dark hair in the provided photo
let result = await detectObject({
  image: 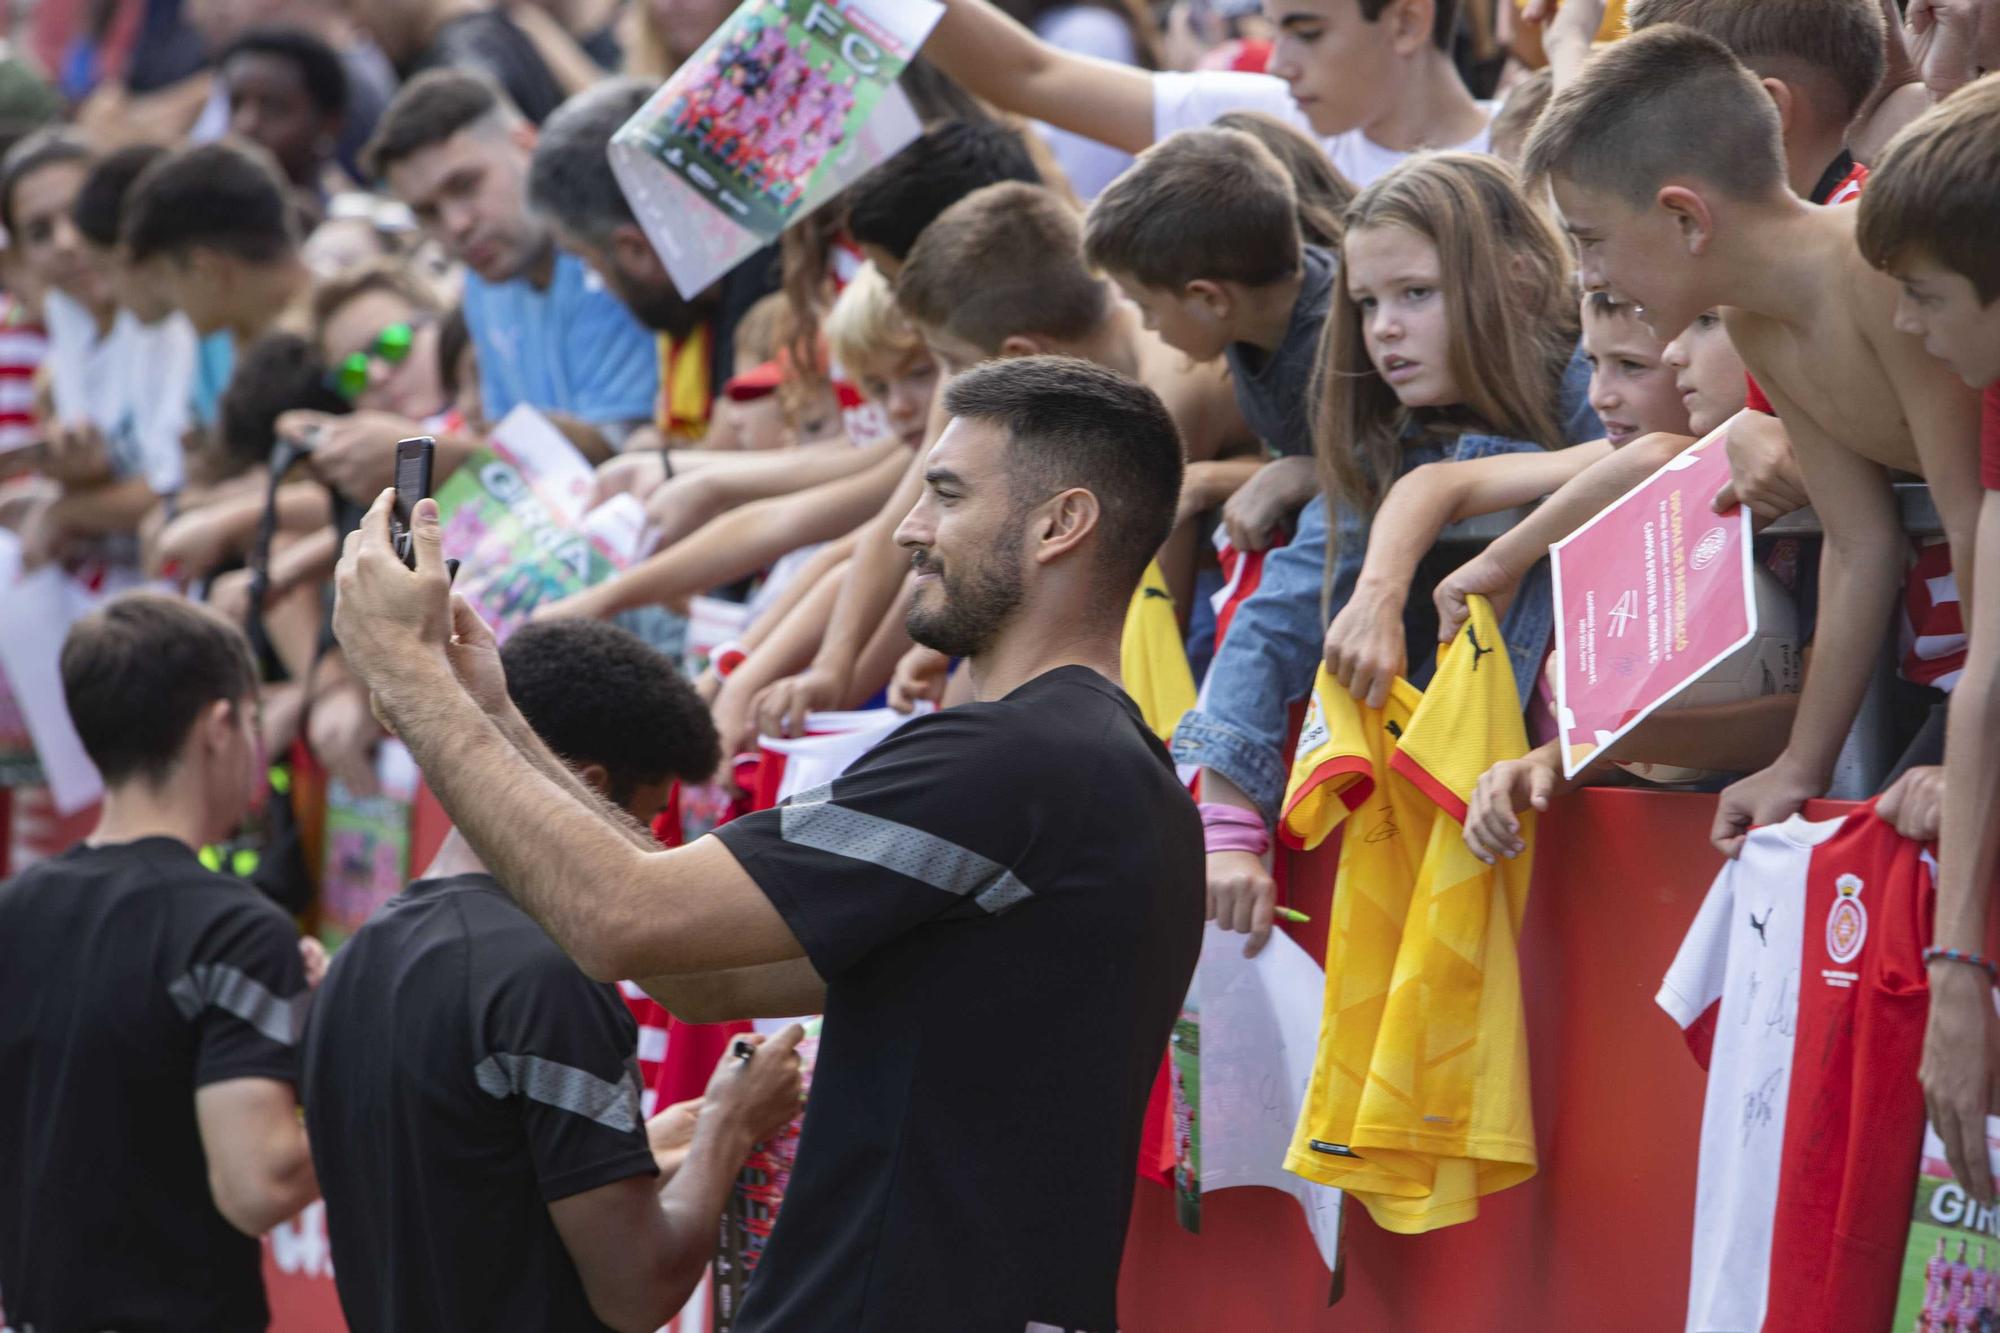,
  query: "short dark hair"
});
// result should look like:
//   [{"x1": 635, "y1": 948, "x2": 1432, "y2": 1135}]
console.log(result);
[
  {"x1": 1859, "y1": 74, "x2": 2000, "y2": 304},
  {"x1": 844, "y1": 120, "x2": 1039, "y2": 262},
  {"x1": 500, "y1": 620, "x2": 720, "y2": 807},
  {"x1": 363, "y1": 68, "x2": 516, "y2": 180},
  {"x1": 122, "y1": 140, "x2": 297, "y2": 264},
  {"x1": 0, "y1": 126, "x2": 91, "y2": 237},
  {"x1": 1085, "y1": 128, "x2": 1301, "y2": 291},
  {"x1": 1359, "y1": 0, "x2": 1462, "y2": 52},
  {"x1": 1522, "y1": 24, "x2": 1787, "y2": 207},
  {"x1": 218, "y1": 332, "x2": 350, "y2": 475},
  {"x1": 220, "y1": 25, "x2": 351, "y2": 121},
  {"x1": 528, "y1": 78, "x2": 648, "y2": 244},
  {"x1": 1626, "y1": 0, "x2": 1885, "y2": 125},
  {"x1": 896, "y1": 182, "x2": 1107, "y2": 354},
  {"x1": 70, "y1": 143, "x2": 167, "y2": 248},
  {"x1": 942, "y1": 355, "x2": 1183, "y2": 594},
  {"x1": 61, "y1": 592, "x2": 258, "y2": 786}
]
